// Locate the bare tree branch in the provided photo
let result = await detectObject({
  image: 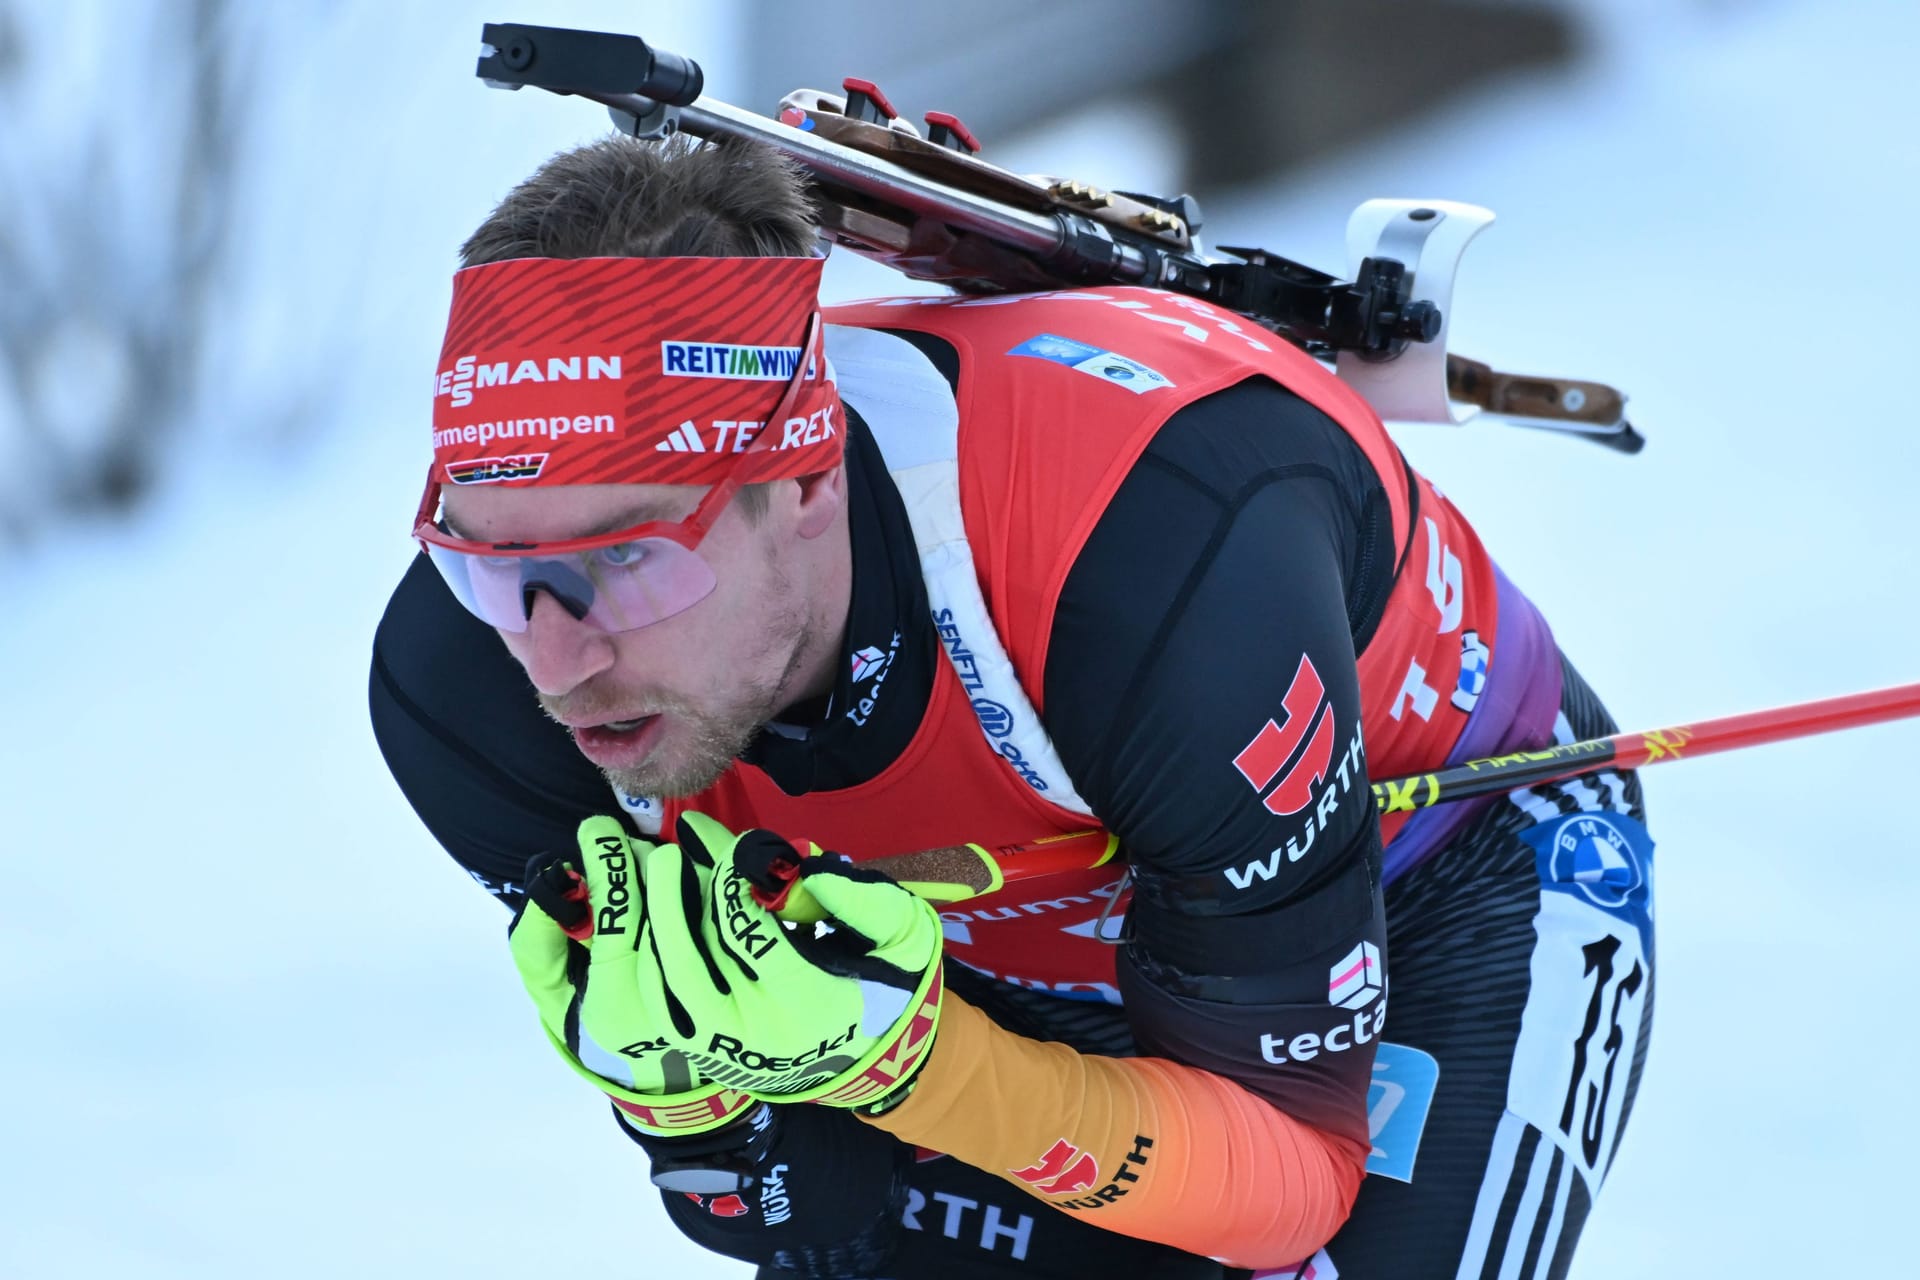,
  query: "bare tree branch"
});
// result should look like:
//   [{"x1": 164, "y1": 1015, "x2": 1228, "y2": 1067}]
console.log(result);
[{"x1": 0, "y1": 0, "x2": 265, "y2": 537}]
